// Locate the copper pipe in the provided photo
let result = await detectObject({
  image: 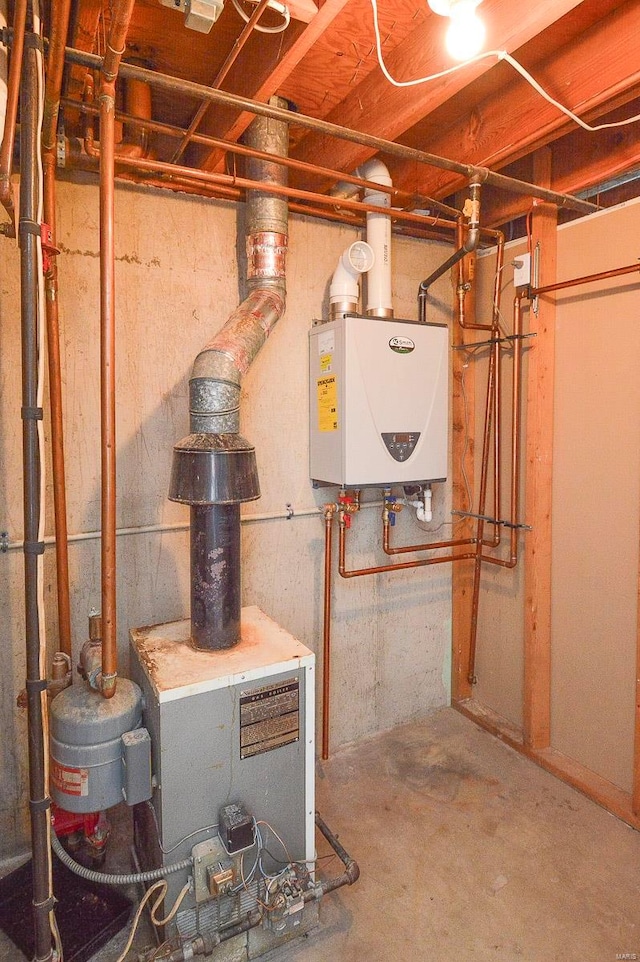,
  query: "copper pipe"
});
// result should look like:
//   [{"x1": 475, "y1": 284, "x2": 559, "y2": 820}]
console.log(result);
[
  {"x1": 481, "y1": 293, "x2": 524, "y2": 569},
  {"x1": 339, "y1": 521, "x2": 474, "y2": 578},
  {"x1": 42, "y1": 0, "x2": 73, "y2": 151},
  {"x1": 43, "y1": 151, "x2": 72, "y2": 658},
  {"x1": 112, "y1": 153, "x2": 461, "y2": 234},
  {"x1": 322, "y1": 508, "x2": 334, "y2": 761},
  {"x1": 60, "y1": 47, "x2": 598, "y2": 215},
  {"x1": 532, "y1": 261, "x2": 640, "y2": 295},
  {"x1": 466, "y1": 312, "x2": 499, "y2": 684},
  {"x1": 98, "y1": 0, "x2": 136, "y2": 698},
  {"x1": 63, "y1": 94, "x2": 446, "y2": 214},
  {"x1": 0, "y1": 0, "x2": 27, "y2": 231},
  {"x1": 456, "y1": 217, "x2": 492, "y2": 332},
  {"x1": 382, "y1": 515, "x2": 475, "y2": 555},
  {"x1": 170, "y1": 0, "x2": 272, "y2": 165}
]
